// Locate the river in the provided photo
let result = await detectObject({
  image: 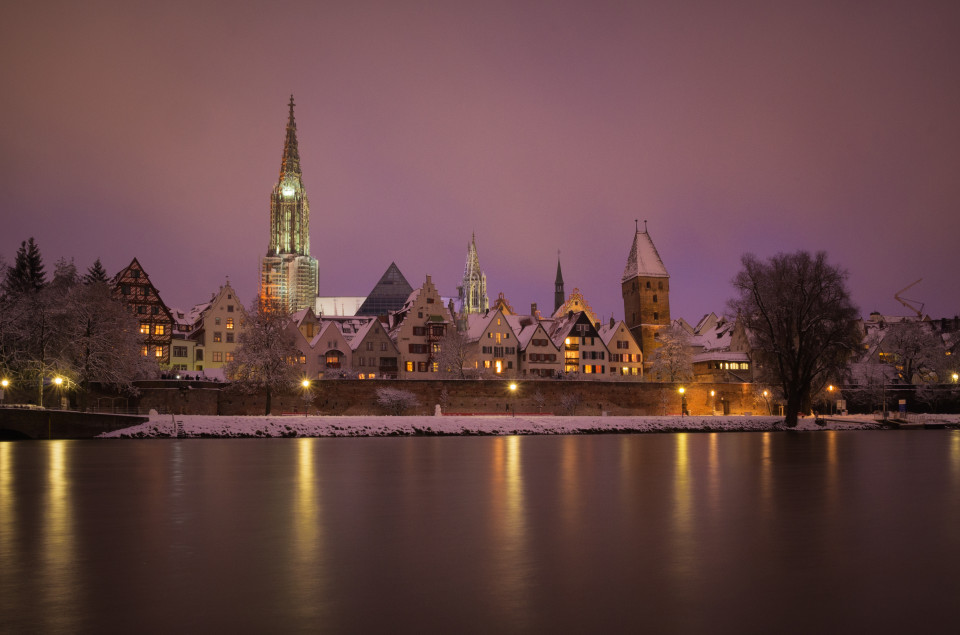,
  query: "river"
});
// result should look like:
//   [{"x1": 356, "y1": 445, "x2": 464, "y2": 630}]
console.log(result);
[{"x1": 2, "y1": 431, "x2": 959, "y2": 634}]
